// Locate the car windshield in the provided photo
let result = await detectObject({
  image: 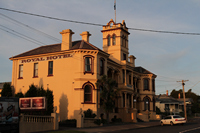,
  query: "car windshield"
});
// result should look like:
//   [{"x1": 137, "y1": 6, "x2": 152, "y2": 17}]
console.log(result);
[{"x1": 173, "y1": 115, "x2": 182, "y2": 118}]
